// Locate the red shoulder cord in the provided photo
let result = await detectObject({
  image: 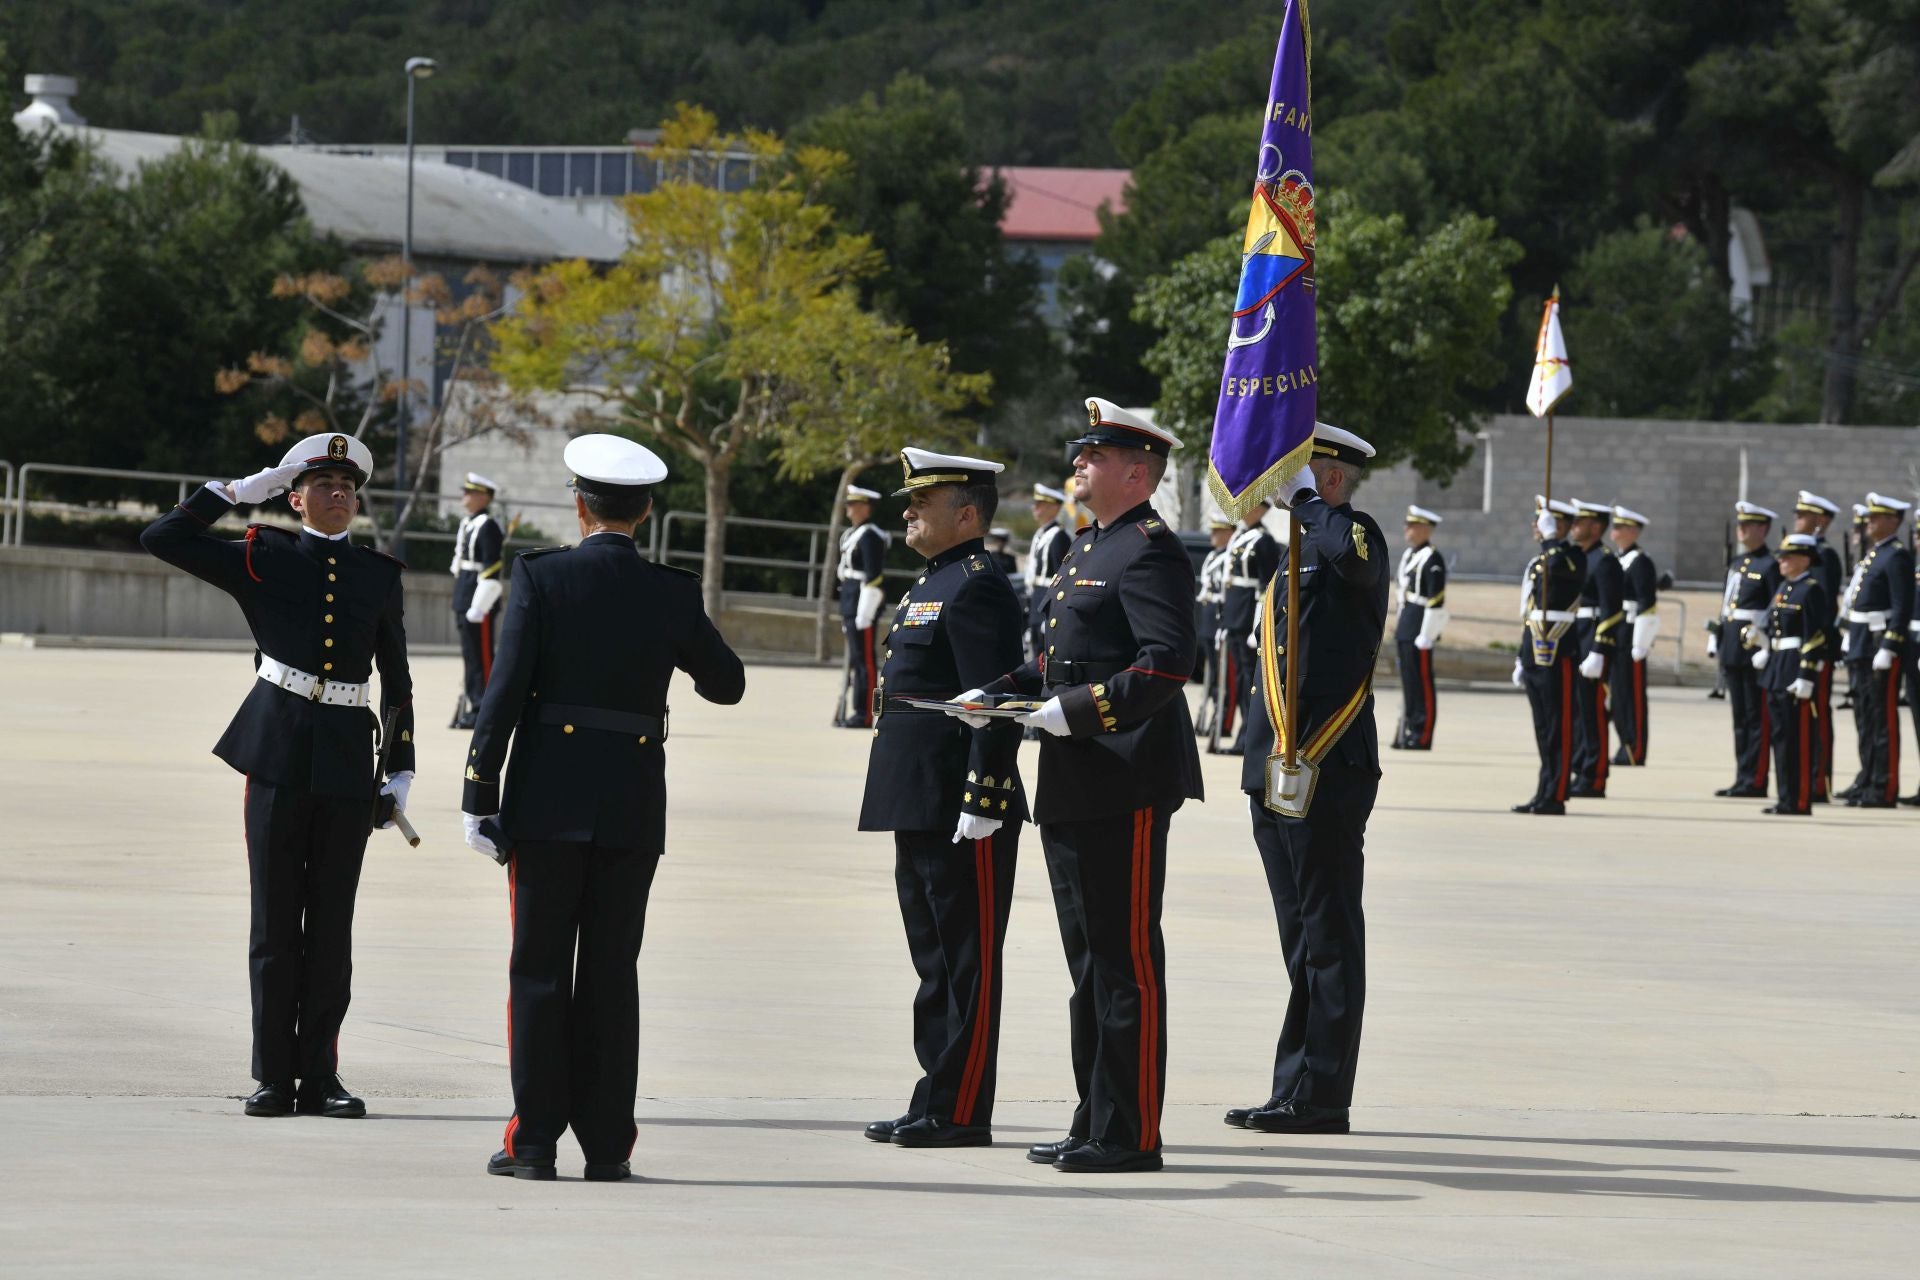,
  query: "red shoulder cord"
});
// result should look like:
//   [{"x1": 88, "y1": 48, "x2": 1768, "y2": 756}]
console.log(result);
[{"x1": 243, "y1": 526, "x2": 264, "y2": 583}]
